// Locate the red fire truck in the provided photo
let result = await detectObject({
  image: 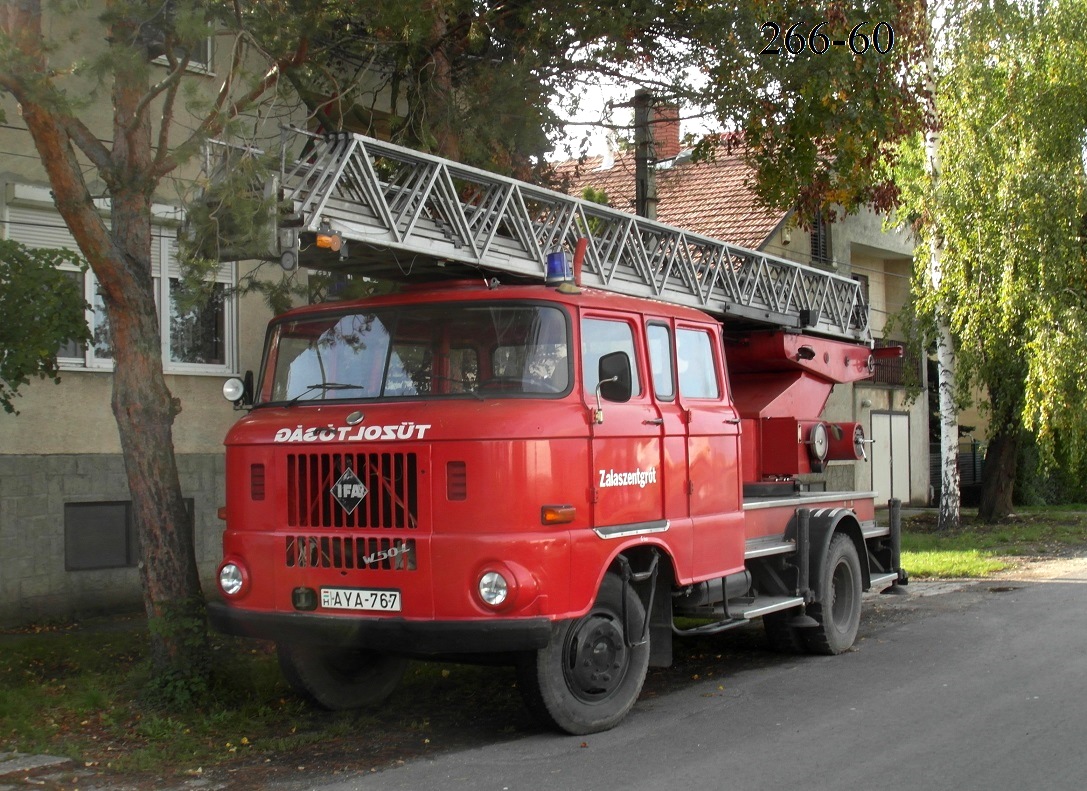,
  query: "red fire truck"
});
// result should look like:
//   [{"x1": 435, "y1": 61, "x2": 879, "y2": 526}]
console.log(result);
[{"x1": 207, "y1": 131, "x2": 908, "y2": 735}]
